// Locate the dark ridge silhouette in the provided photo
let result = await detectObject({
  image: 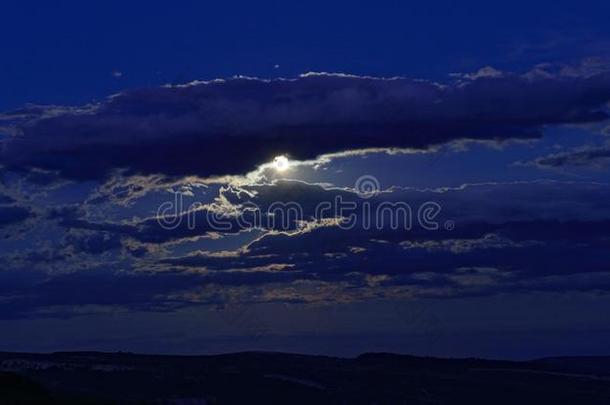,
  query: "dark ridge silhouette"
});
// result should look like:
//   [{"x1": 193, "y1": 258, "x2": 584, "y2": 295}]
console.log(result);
[{"x1": 1, "y1": 351, "x2": 610, "y2": 404}]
